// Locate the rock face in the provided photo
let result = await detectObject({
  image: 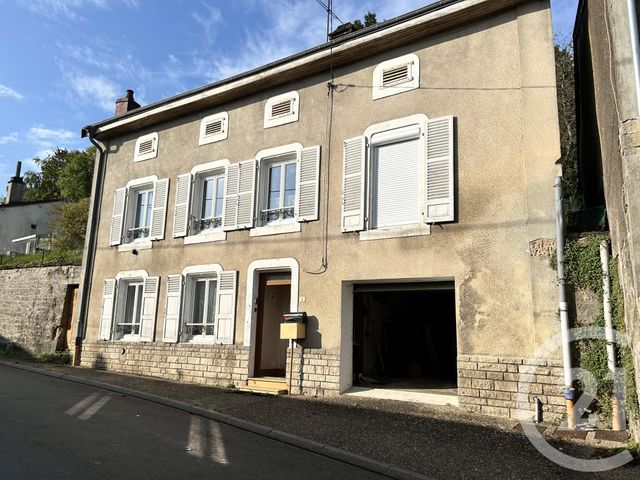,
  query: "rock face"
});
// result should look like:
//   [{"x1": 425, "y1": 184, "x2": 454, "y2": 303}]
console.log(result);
[{"x1": 0, "y1": 265, "x2": 81, "y2": 354}]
